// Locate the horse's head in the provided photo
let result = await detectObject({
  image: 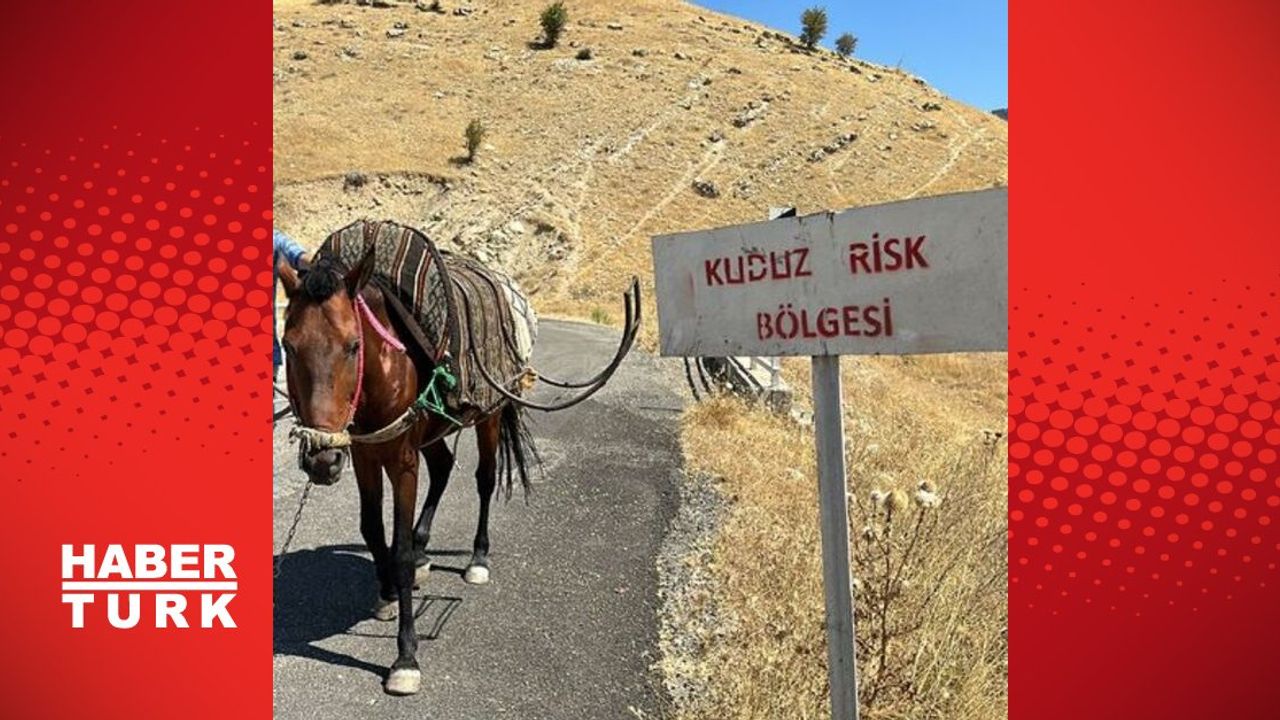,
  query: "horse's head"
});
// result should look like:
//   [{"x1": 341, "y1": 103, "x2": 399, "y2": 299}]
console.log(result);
[{"x1": 278, "y1": 248, "x2": 376, "y2": 485}]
